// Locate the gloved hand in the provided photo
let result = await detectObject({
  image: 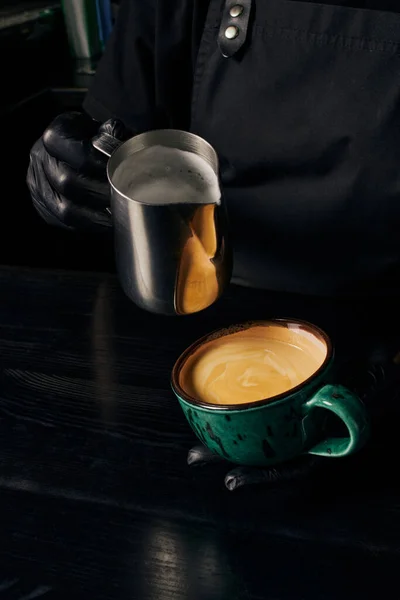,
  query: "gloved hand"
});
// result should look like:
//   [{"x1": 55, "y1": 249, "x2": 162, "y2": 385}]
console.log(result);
[
  {"x1": 188, "y1": 444, "x2": 325, "y2": 491},
  {"x1": 27, "y1": 112, "x2": 130, "y2": 231}
]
